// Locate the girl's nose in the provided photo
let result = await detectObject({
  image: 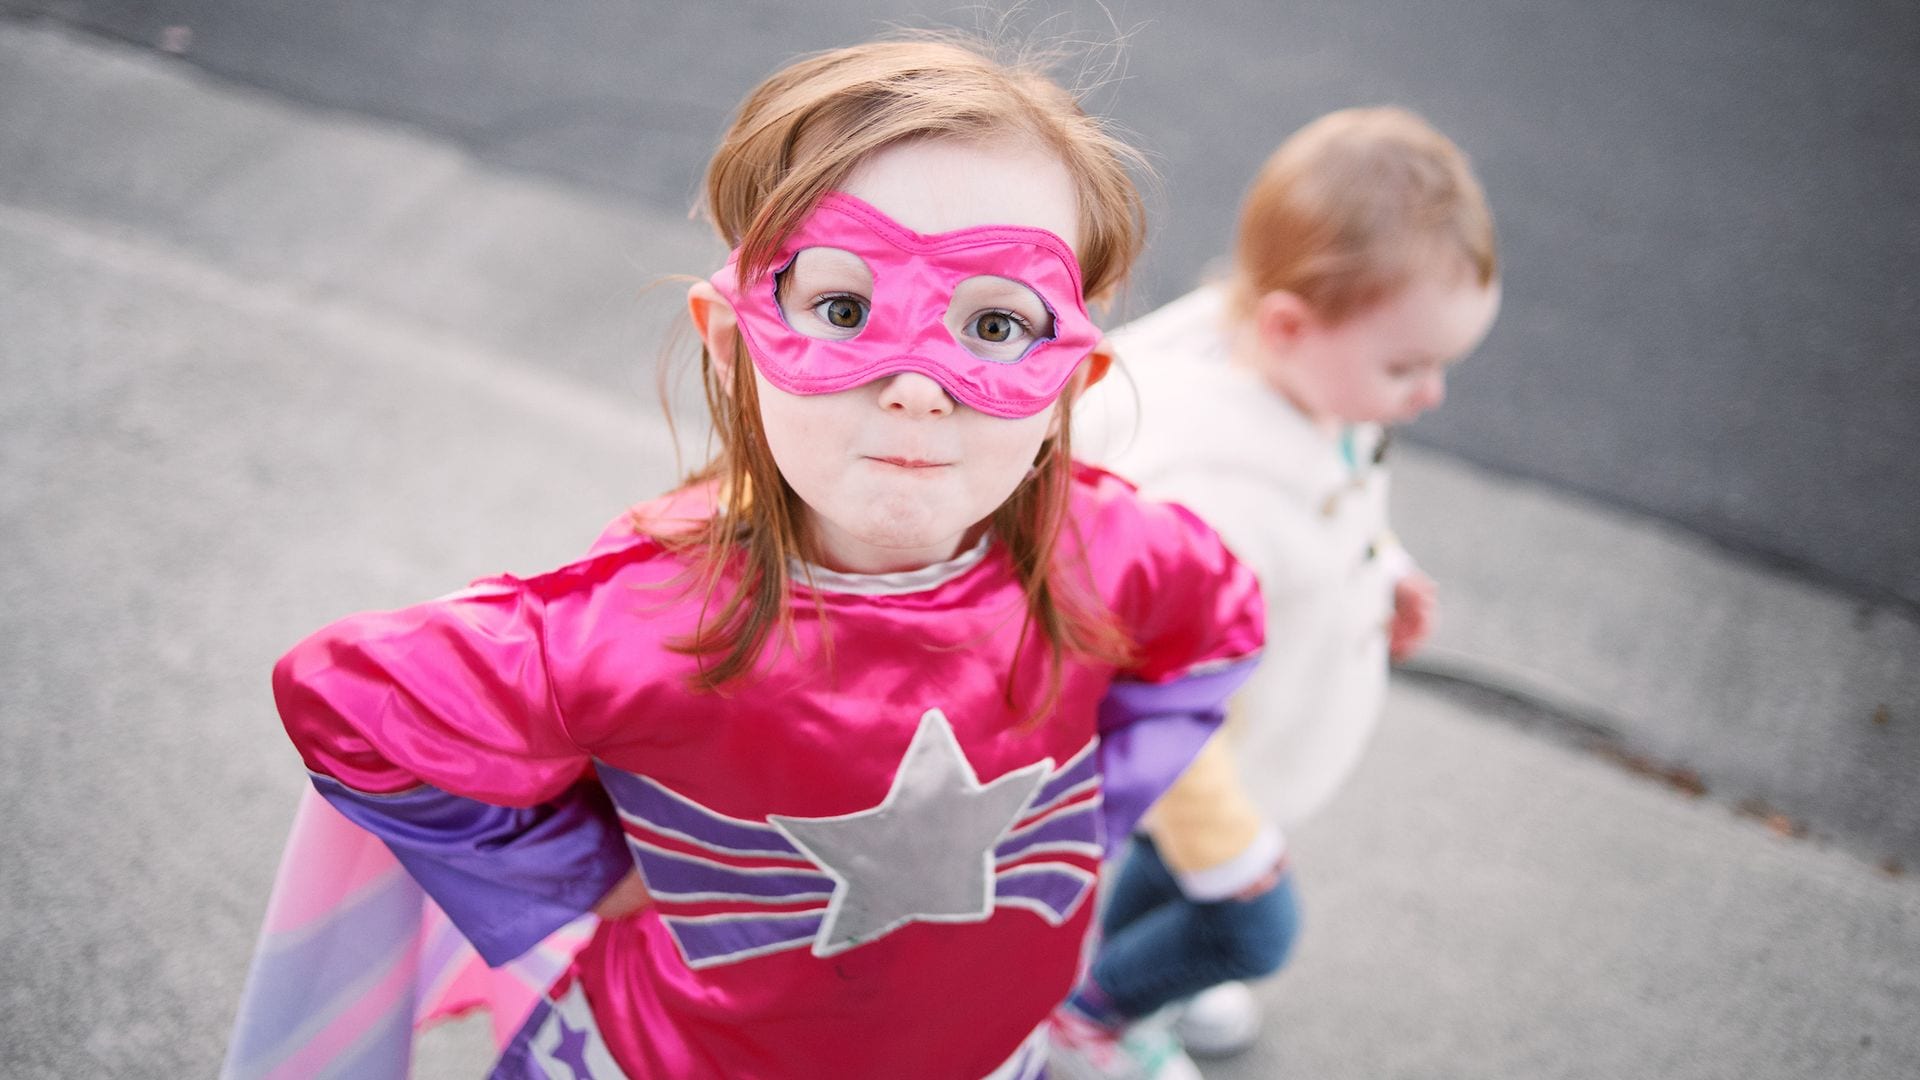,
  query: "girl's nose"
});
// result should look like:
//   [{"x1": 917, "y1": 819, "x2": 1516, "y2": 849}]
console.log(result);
[
  {"x1": 877, "y1": 371, "x2": 954, "y2": 417},
  {"x1": 1416, "y1": 373, "x2": 1446, "y2": 412}
]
